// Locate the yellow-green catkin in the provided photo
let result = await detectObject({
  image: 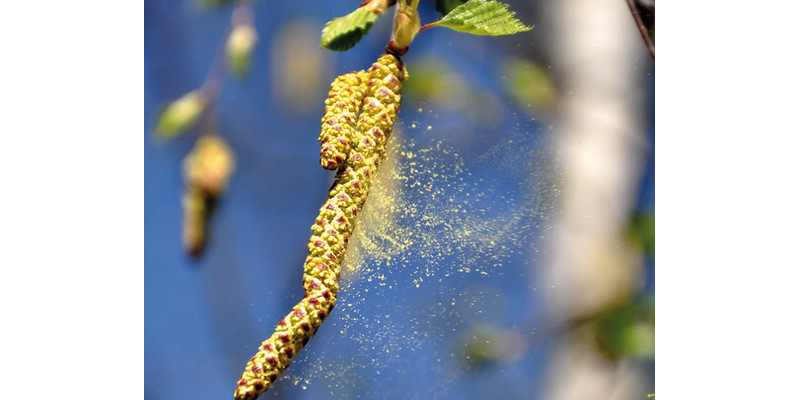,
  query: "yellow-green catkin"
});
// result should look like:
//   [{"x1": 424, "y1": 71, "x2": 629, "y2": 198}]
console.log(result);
[
  {"x1": 318, "y1": 70, "x2": 370, "y2": 170},
  {"x1": 182, "y1": 187, "x2": 207, "y2": 257},
  {"x1": 234, "y1": 53, "x2": 406, "y2": 400},
  {"x1": 182, "y1": 134, "x2": 236, "y2": 256}
]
